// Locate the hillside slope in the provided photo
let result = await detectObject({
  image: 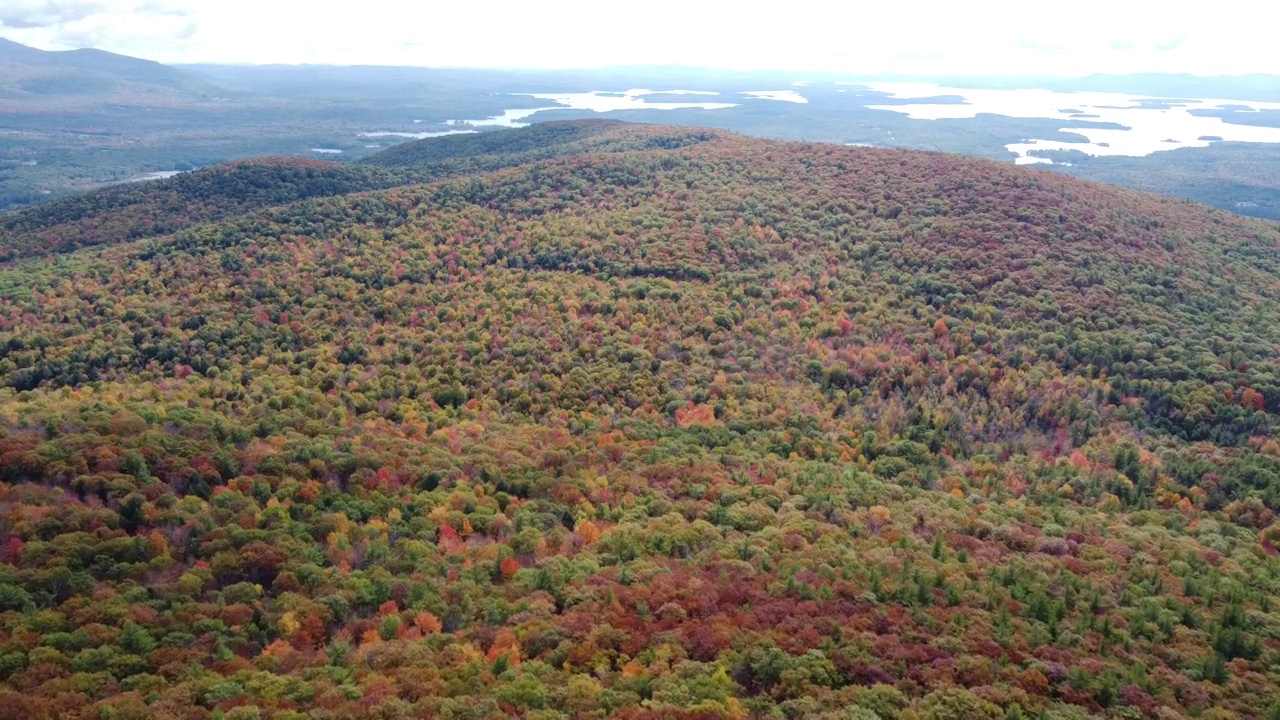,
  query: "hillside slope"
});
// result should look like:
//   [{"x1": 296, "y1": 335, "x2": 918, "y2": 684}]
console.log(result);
[
  {"x1": 1, "y1": 124, "x2": 1280, "y2": 718},
  {"x1": 0, "y1": 157, "x2": 410, "y2": 262},
  {"x1": 0, "y1": 121, "x2": 724, "y2": 263},
  {"x1": 361, "y1": 119, "x2": 725, "y2": 168}
]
